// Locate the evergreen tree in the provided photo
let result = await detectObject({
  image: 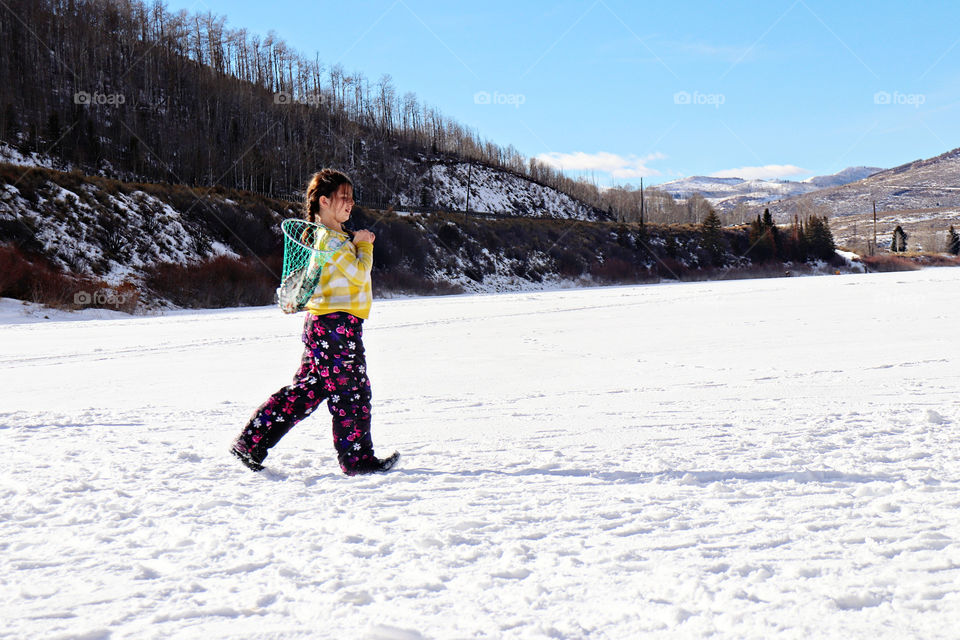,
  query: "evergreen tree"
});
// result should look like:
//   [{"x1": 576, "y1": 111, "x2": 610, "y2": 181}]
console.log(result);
[
  {"x1": 125, "y1": 135, "x2": 141, "y2": 173},
  {"x1": 26, "y1": 123, "x2": 38, "y2": 152},
  {"x1": 805, "y1": 215, "x2": 836, "y2": 261},
  {"x1": 3, "y1": 103, "x2": 18, "y2": 140},
  {"x1": 763, "y1": 208, "x2": 782, "y2": 255},
  {"x1": 748, "y1": 214, "x2": 776, "y2": 262},
  {"x1": 891, "y1": 225, "x2": 908, "y2": 252},
  {"x1": 762, "y1": 208, "x2": 774, "y2": 228},
  {"x1": 664, "y1": 234, "x2": 679, "y2": 257},
  {"x1": 419, "y1": 185, "x2": 432, "y2": 209},
  {"x1": 789, "y1": 214, "x2": 809, "y2": 262},
  {"x1": 700, "y1": 209, "x2": 725, "y2": 266},
  {"x1": 948, "y1": 226, "x2": 960, "y2": 256},
  {"x1": 45, "y1": 111, "x2": 61, "y2": 156}
]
